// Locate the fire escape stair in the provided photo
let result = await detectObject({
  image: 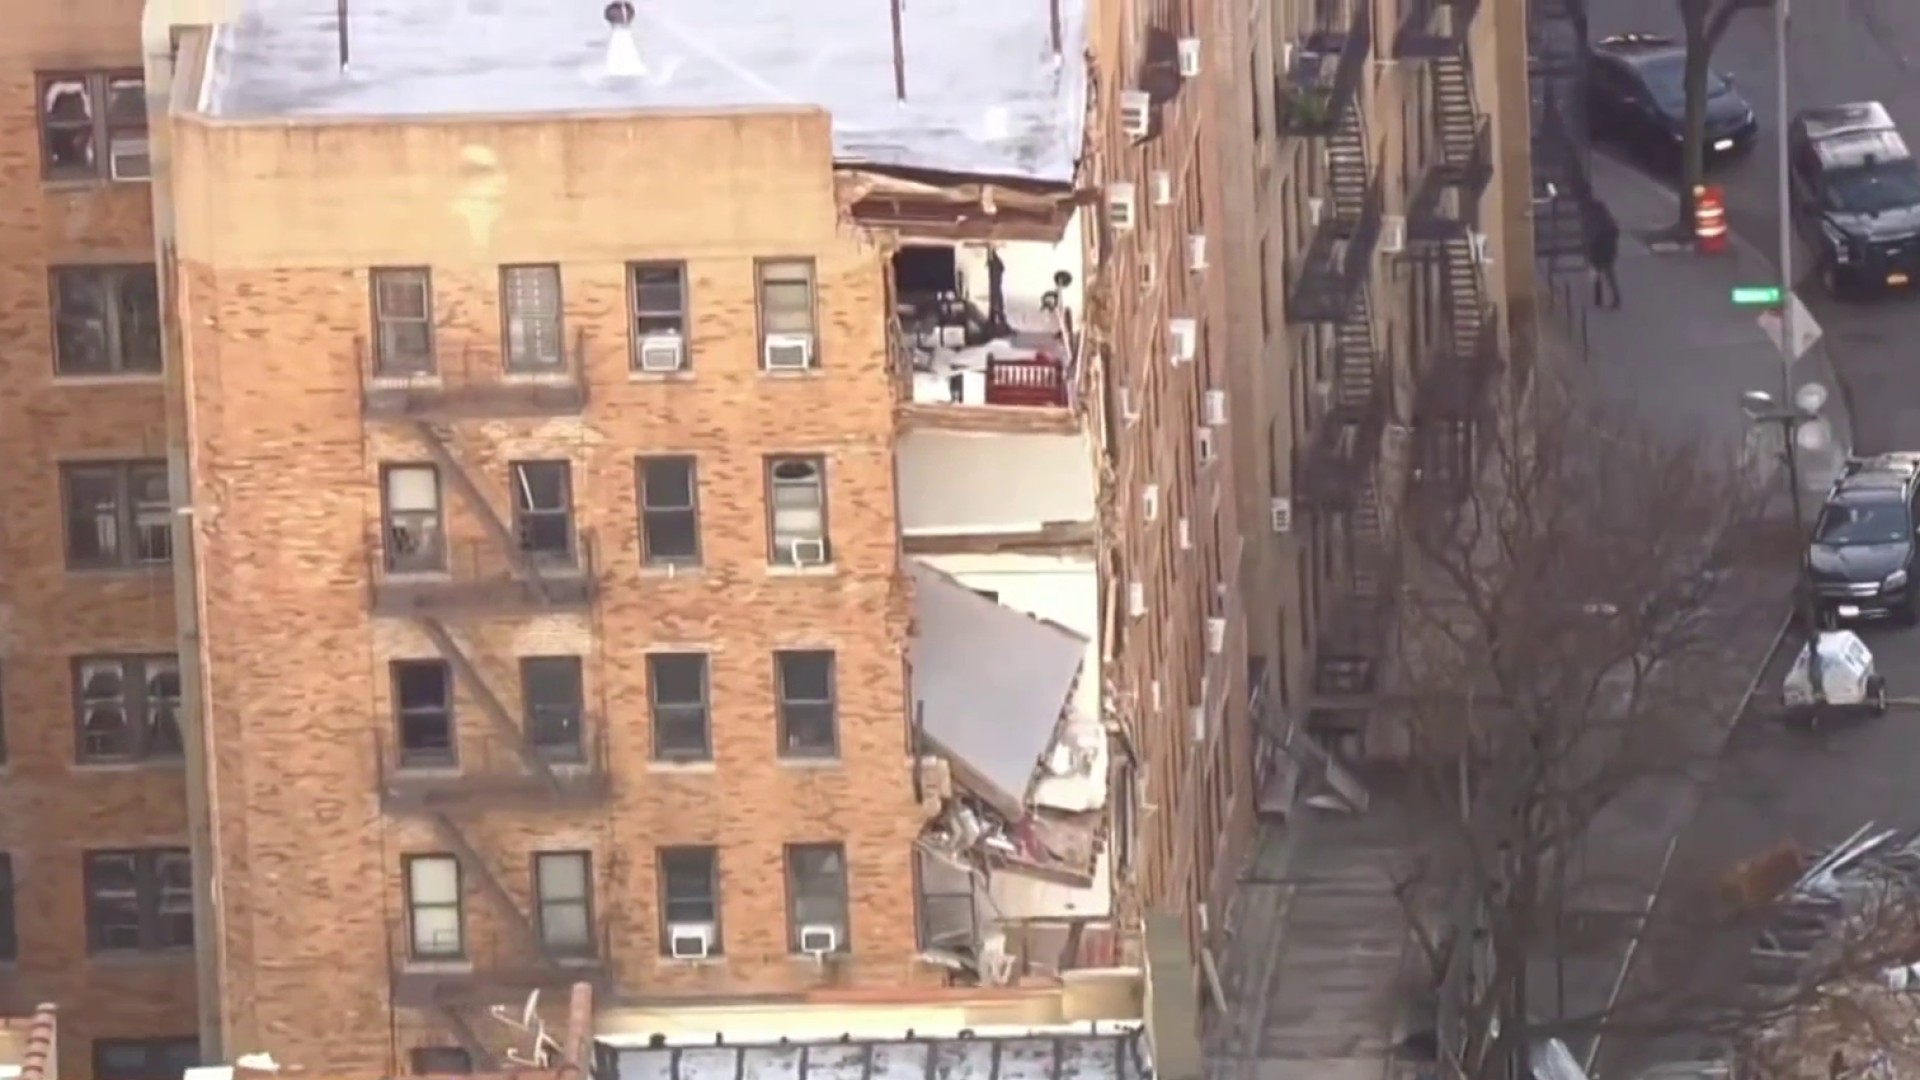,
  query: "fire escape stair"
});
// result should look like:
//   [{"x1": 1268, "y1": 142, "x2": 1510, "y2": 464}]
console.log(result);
[
  {"x1": 1431, "y1": 54, "x2": 1482, "y2": 186},
  {"x1": 1328, "y1": 109, "x2": 1370, "y2": 226},
  {"x1": 408, "y1": 419, "x2": 552, "y2": 600},
  {"x1": 416, "y1": 618, "x2": 560, "y2": 790},
  {"x1": 427, "y1": 810, "x2": 544, "y2": 952}
]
